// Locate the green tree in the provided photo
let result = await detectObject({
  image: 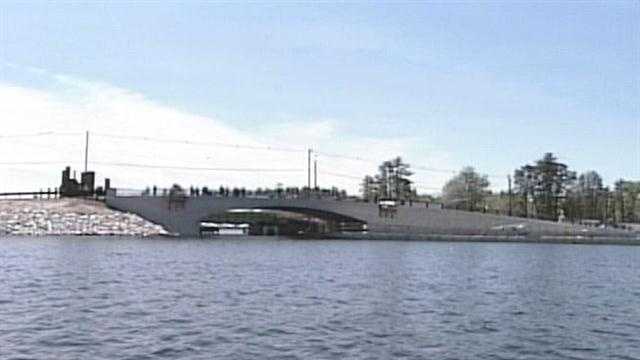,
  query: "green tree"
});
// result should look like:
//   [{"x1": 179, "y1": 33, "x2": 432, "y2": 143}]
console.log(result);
[
  {"x1": 615, "y1": 180, "x2": 640, "y2": 223},
  {"x1": 576, "y1": 171, "x2": 605, "y2": 220},
  {"x1": 513, "y1": 153, "x2": 576, "y2": 220},
  {"x1": 442, "y1": 167, "x2": 490, "y2": 211},
  {"x1": 513, "y1": 164, "x2": 536, "y2": 218},
  {"x1": 373, "y1": 157, "x2": 414, "y2": 201},
  {"x1": 388, "y1": 156, "x2": 414, "y2": 201},
  {"x1": 562, "y1": 184, "x2": 582, "y2": 222},
  {"x1": 533, "y1": 153, "x2": 575, "y2": 220},
  {"x1": 360, "y1": 175, "x2": 379, "y2": 202},
  {"x1": 376, "y1": 160, "x2": 391, "y2": 199}
]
